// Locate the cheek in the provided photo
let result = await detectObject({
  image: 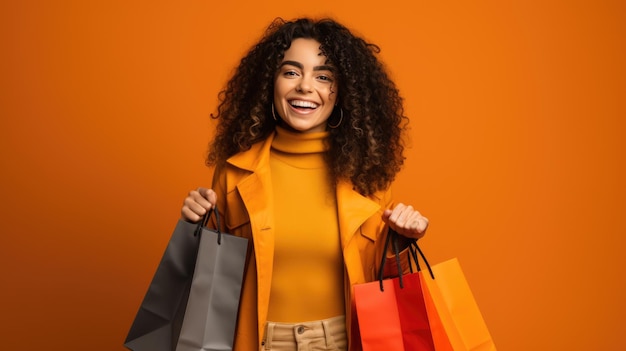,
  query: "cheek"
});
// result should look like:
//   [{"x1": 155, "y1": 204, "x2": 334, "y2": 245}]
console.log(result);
[{"x1": 274, "y1": 79, "x2": 292, "y2": 99}]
